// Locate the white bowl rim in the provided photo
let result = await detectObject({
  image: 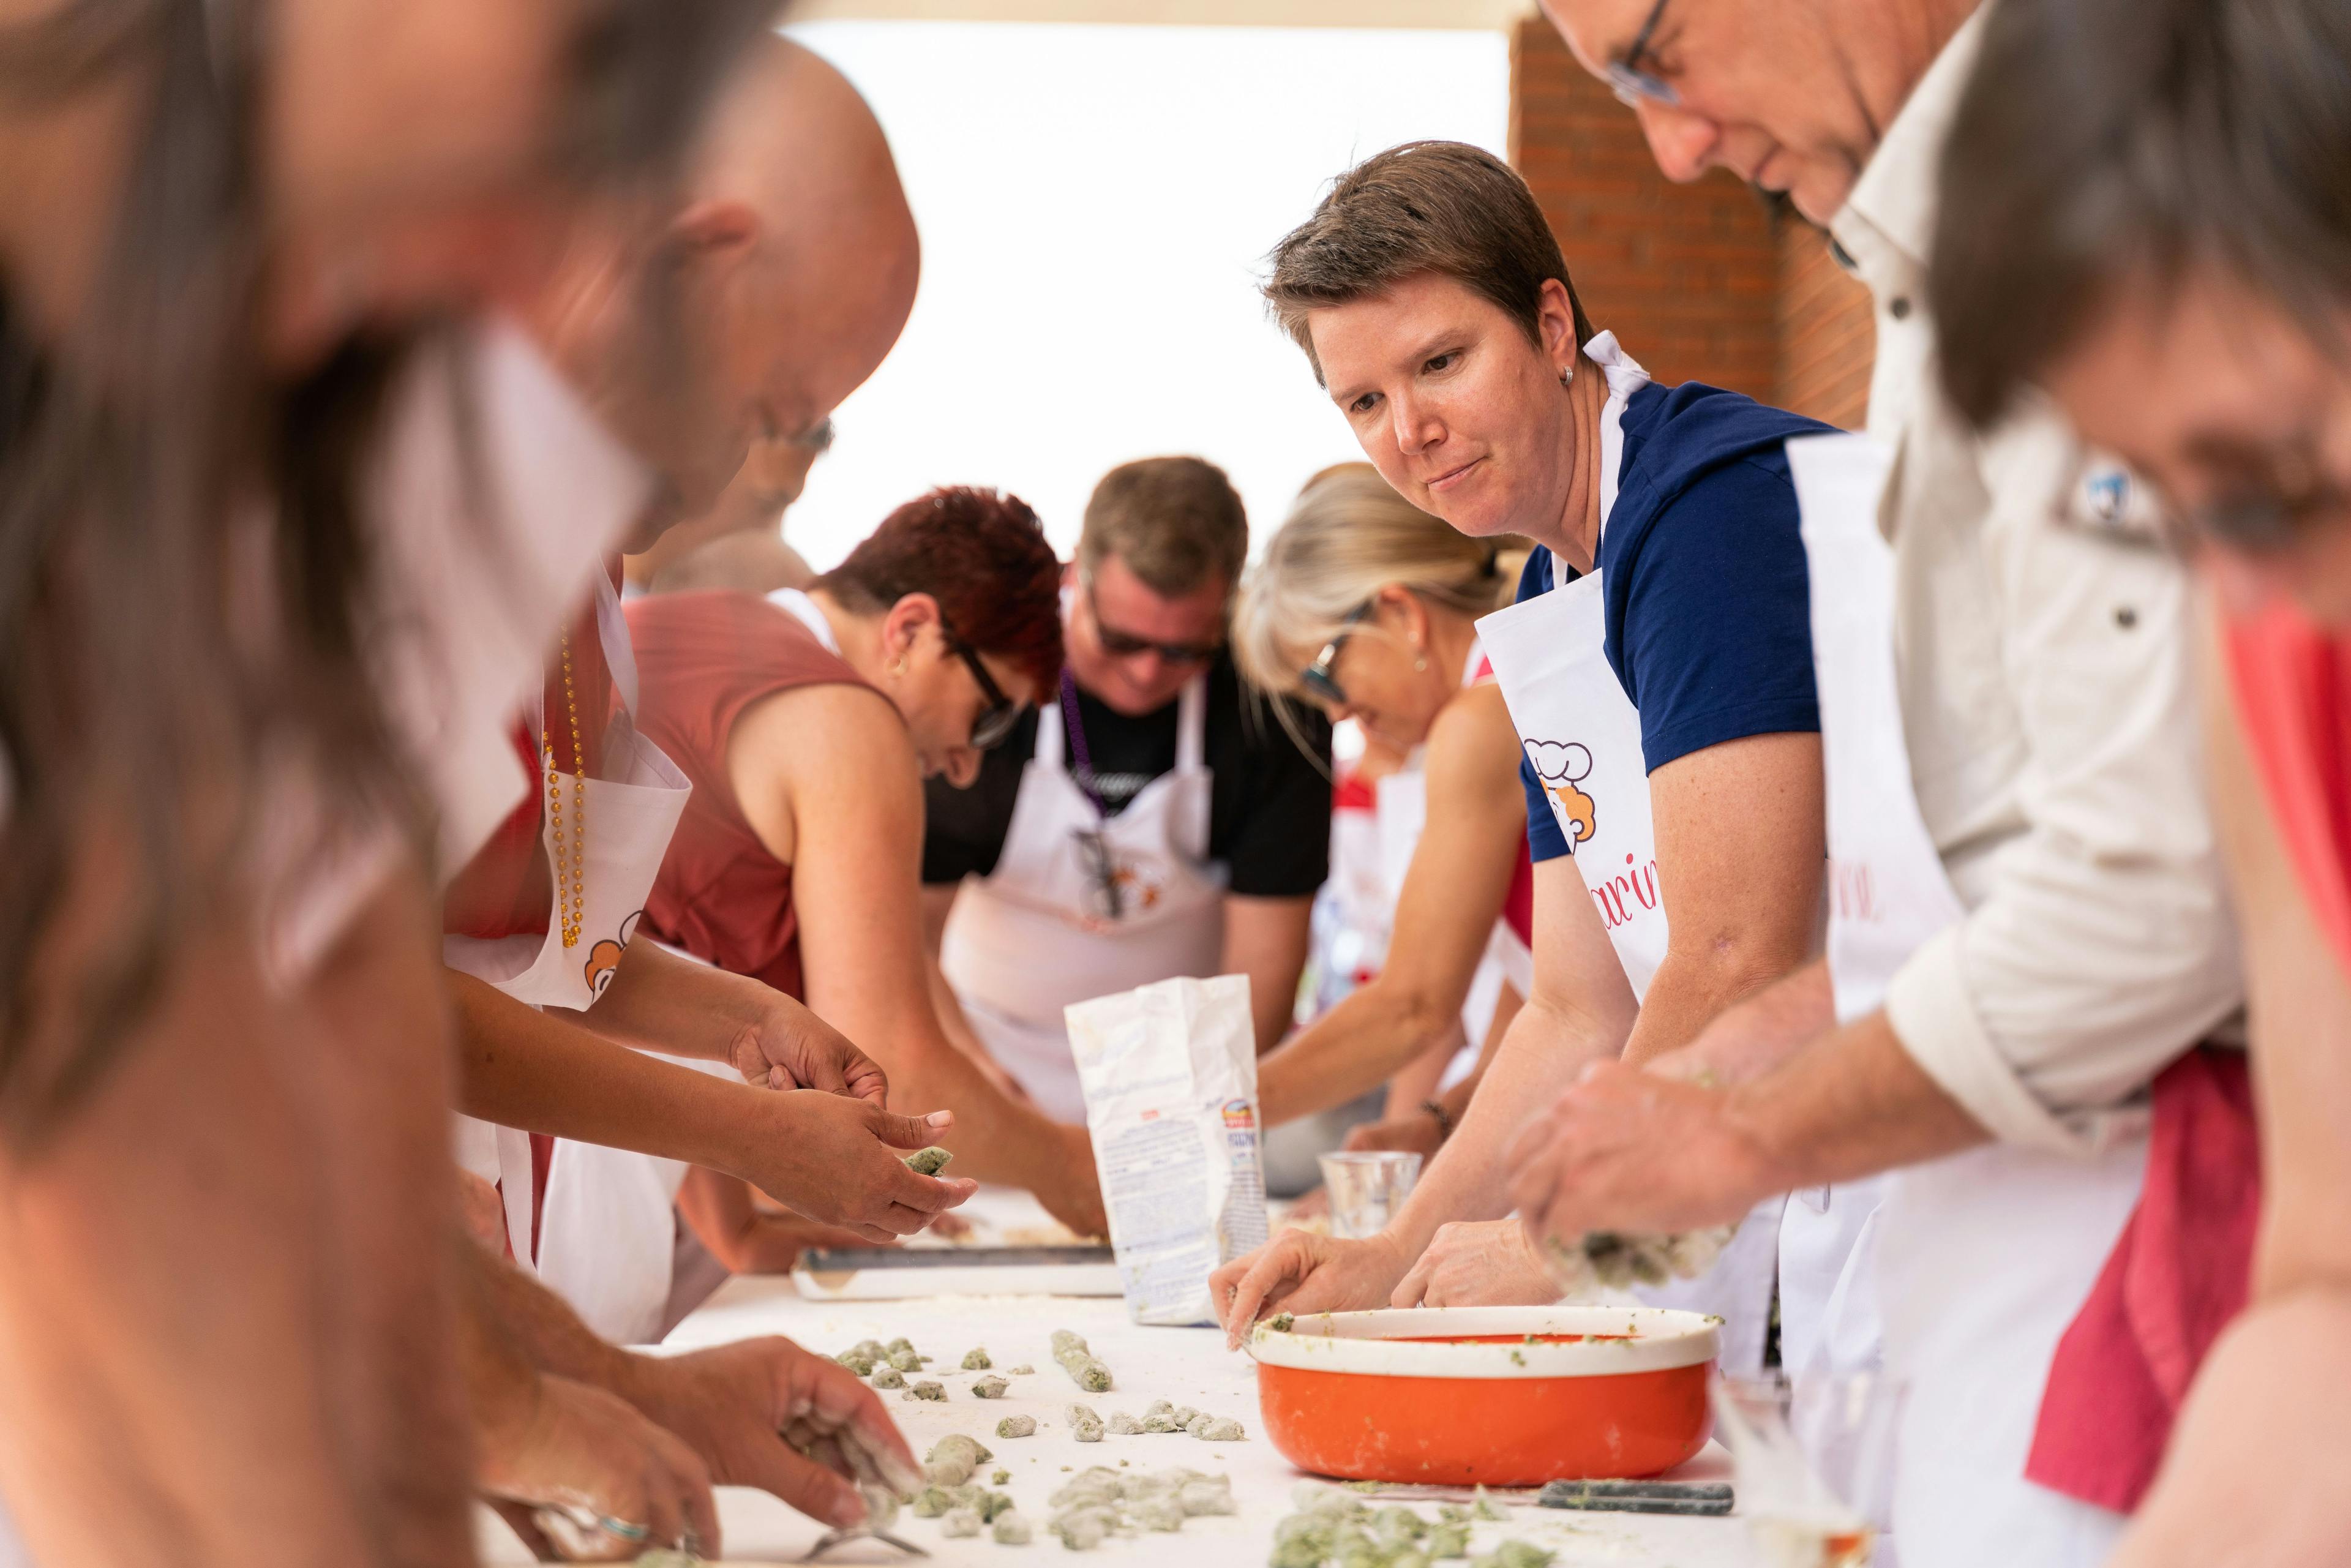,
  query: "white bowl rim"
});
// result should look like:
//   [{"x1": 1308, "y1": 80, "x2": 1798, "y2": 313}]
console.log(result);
[{"x1": 1247, "y1": 1305, "x2": 1720, "y2": 1379}]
